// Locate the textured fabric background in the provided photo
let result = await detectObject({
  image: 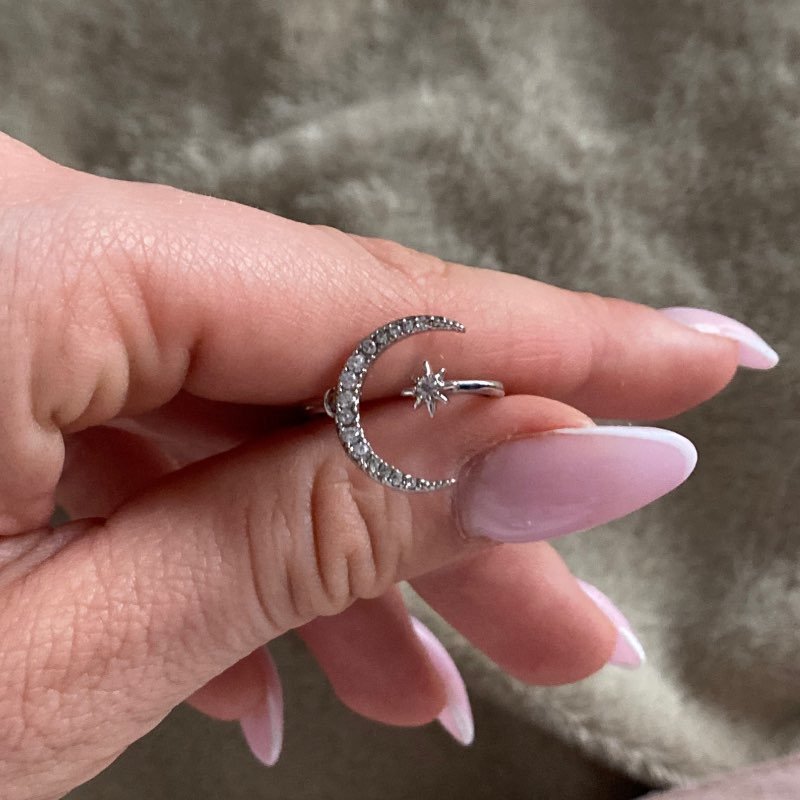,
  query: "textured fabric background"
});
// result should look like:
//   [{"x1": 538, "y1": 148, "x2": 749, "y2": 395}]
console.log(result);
[{"x1": 1, "y1": 1, "x2": 798, "y2": 797}]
